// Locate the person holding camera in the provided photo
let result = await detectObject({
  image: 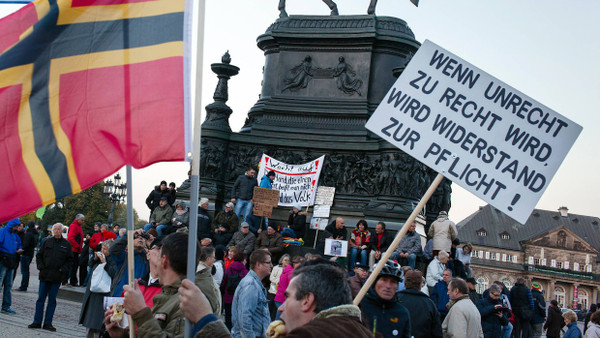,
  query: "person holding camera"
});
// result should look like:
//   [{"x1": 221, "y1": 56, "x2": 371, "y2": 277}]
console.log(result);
[
  {"x1": 79, "y1": 239, "x2": 116, "y2": 338},
  {"x1": 478, "y1": 283, "x2": 509, "y2": 338}
]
